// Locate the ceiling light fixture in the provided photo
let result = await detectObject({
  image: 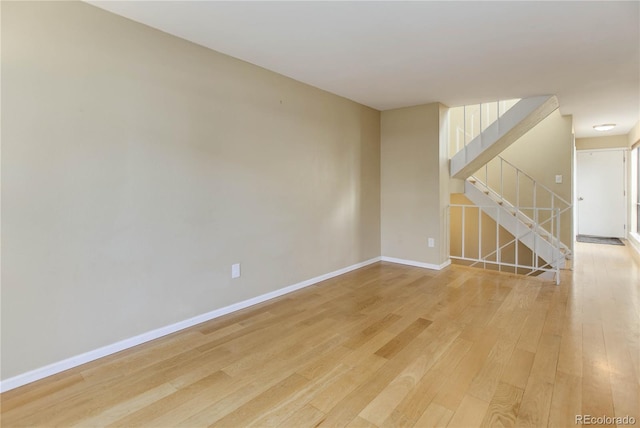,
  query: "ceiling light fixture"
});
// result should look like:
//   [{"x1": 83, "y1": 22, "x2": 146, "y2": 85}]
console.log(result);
[{"x1": 593, "y1": 124, "x2": 616, "y2": 131}]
